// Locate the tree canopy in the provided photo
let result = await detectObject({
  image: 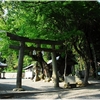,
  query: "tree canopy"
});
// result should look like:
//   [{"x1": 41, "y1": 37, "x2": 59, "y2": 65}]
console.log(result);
[{"x1": 0, "y1": 1, "x2": 100, "y2": 76}]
